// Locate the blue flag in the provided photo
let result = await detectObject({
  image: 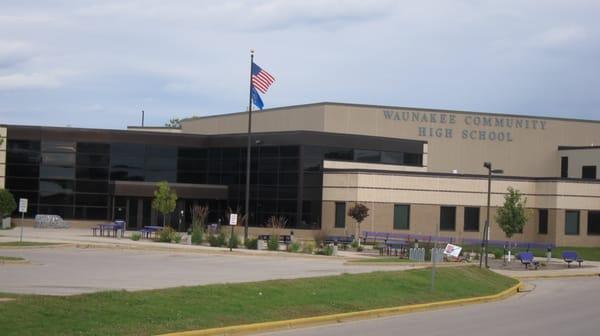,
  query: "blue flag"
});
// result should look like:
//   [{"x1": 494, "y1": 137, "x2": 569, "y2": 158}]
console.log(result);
[{"x1": 251, "y1": 86, "x2": 264, "y2": 110}]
